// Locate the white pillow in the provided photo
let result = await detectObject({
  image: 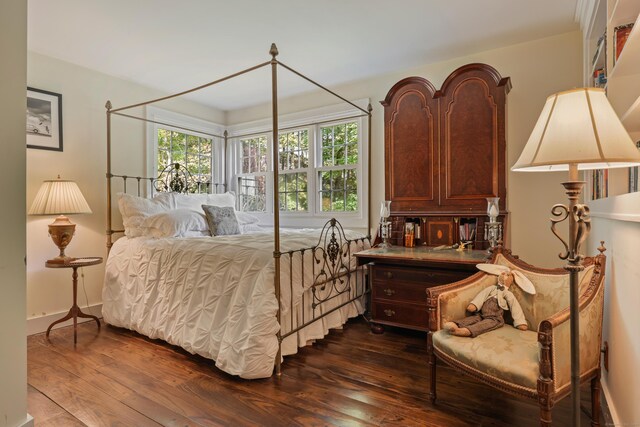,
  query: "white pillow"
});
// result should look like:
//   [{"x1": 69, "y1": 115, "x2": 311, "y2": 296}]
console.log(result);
[
  {"x1": 236, "y1": 211, "x2": 260, "y2": 225},
  {"x1": 240, "y1": 223, "x2": 265, "y2": 234},
  {"x1": 117, "y1": 192, "x2": 174, "y2": 237},
  {"x1": 141, "y1": 209, "x2": 208, "y2": 238},
  {"x1": 173, "y1": 192, "x2": 236, "y2": 212}
]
